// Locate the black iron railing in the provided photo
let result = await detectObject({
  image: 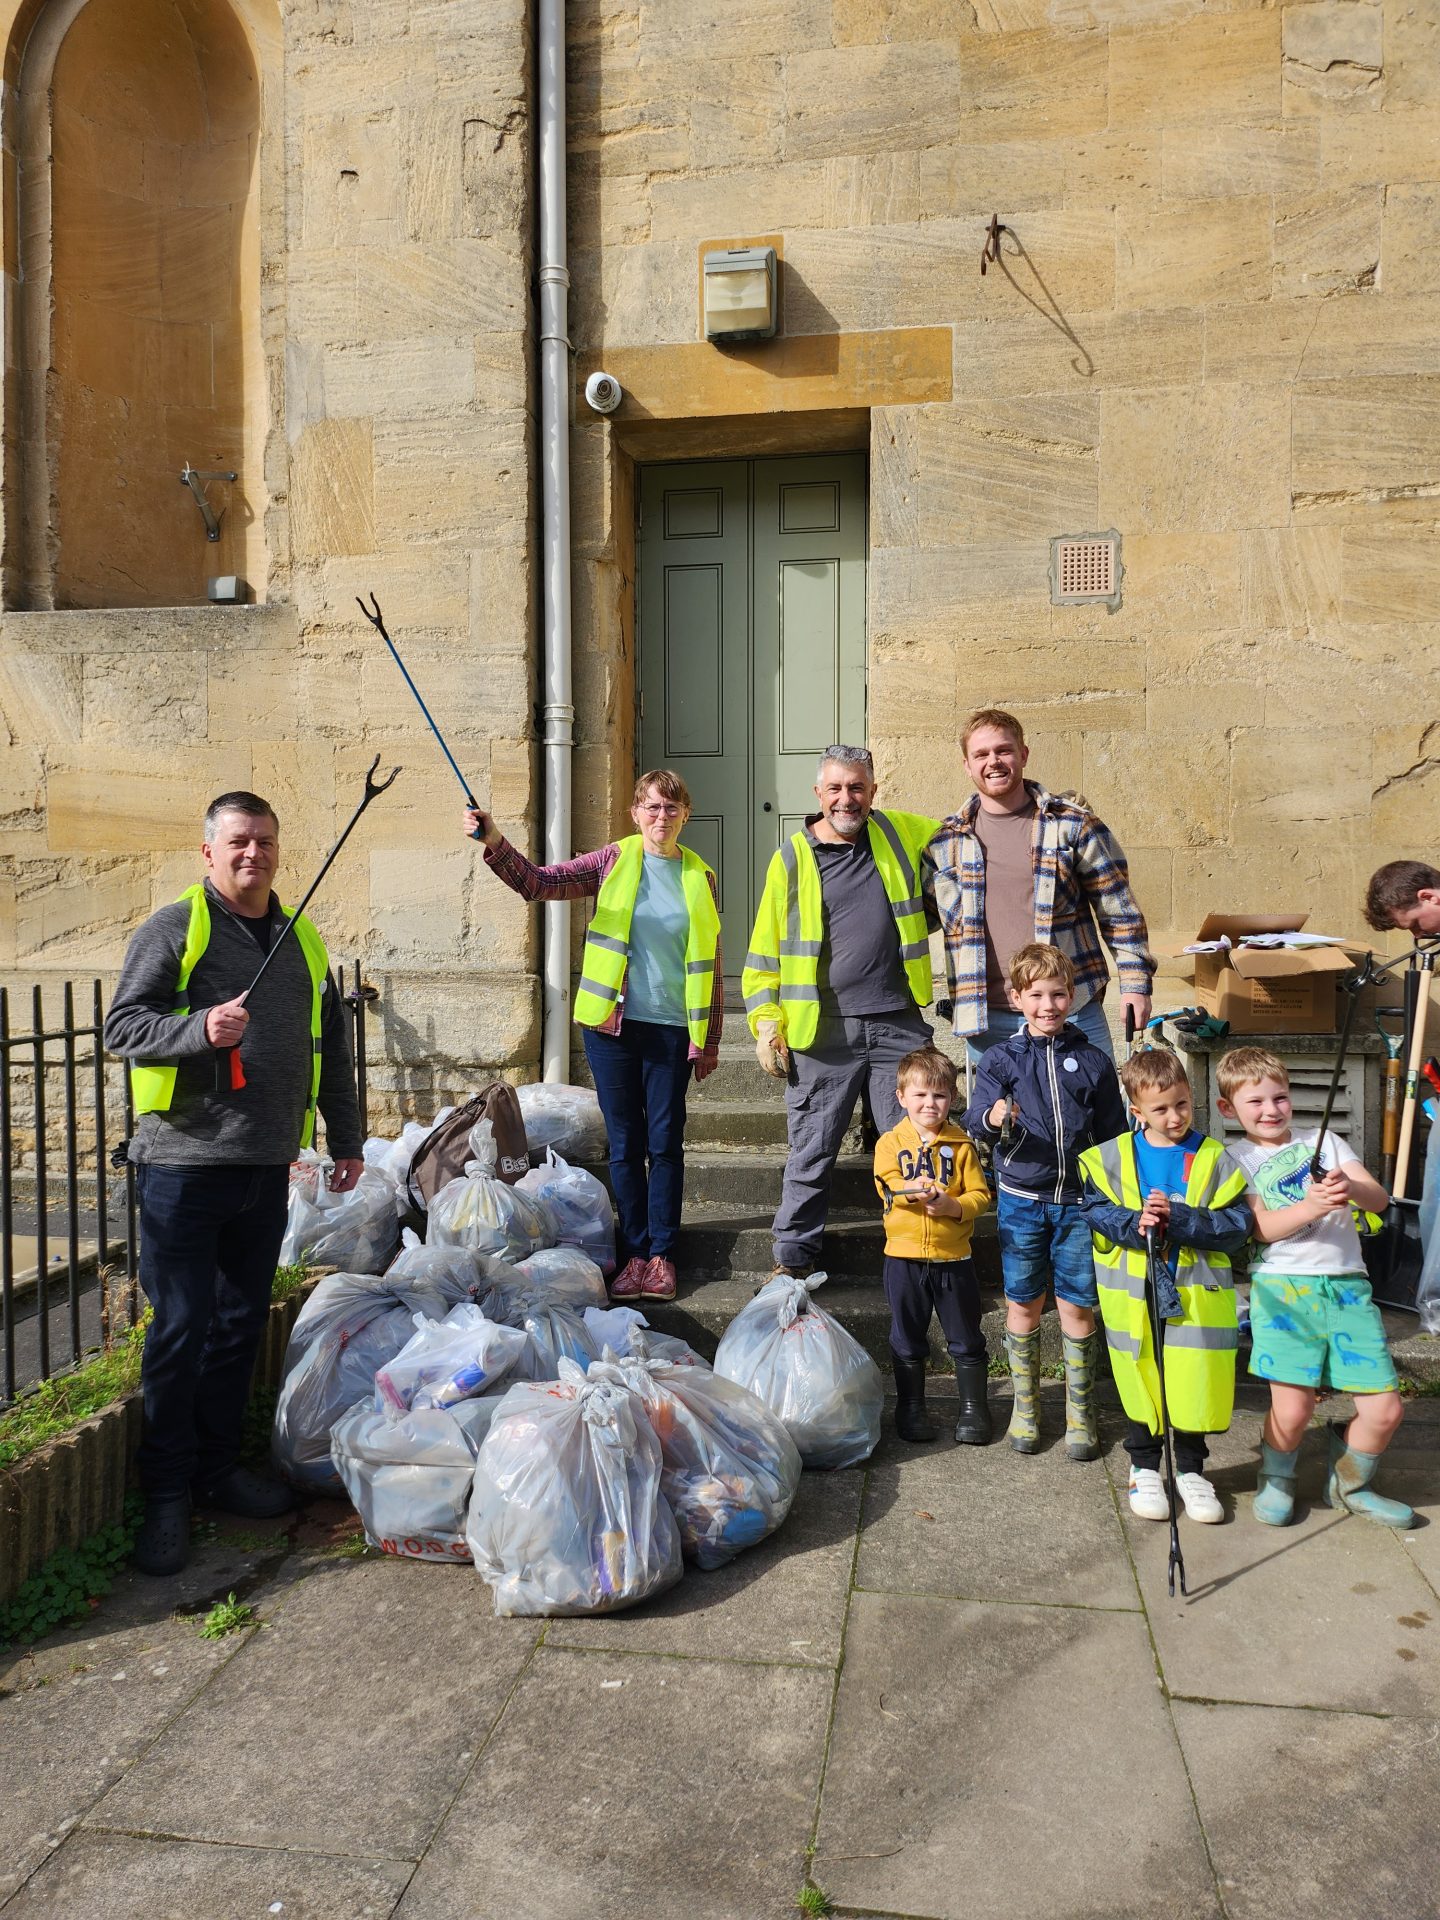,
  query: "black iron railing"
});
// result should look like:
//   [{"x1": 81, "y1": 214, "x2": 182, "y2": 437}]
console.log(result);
[{"x1": 0, "y1": 964, "x2": 375, "y2": 1409}]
